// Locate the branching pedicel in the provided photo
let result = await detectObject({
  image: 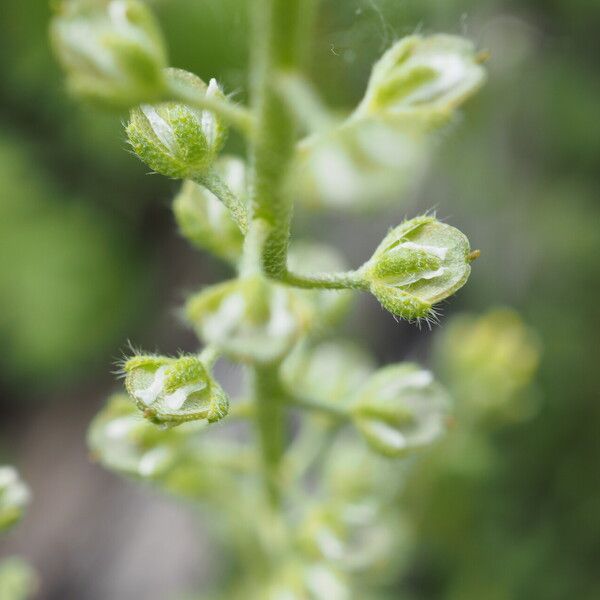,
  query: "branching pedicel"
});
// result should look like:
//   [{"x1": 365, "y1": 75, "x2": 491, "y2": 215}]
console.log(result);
[{"x1": 52, "y1": 1, "x2": 487, "y2": 597}]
